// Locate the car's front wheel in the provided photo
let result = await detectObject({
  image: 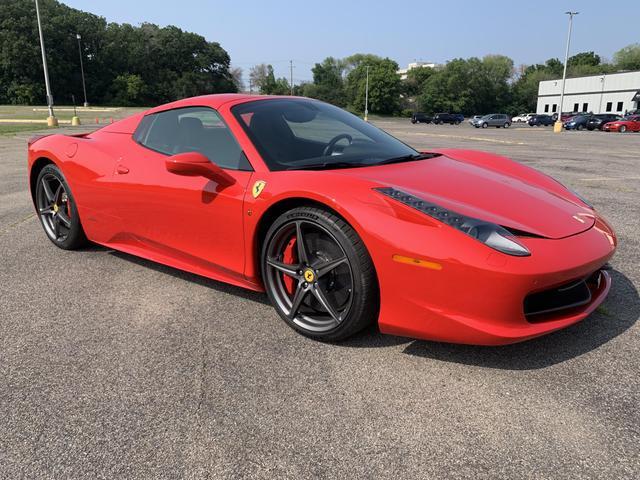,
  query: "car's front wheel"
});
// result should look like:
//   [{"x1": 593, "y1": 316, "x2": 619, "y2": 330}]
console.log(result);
[
  {"x1": 35, "y1": 164, "x2": 87, "y2": 250},
  {"x1": 482, "y1": 122, "x2": 488, "y2": 128},
  {"x1": 619, "y1": 125, "x2": 627, "y2": 133},
  {"x1": 261, "y1": 206, "x2": 379, "y2": 341}
]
